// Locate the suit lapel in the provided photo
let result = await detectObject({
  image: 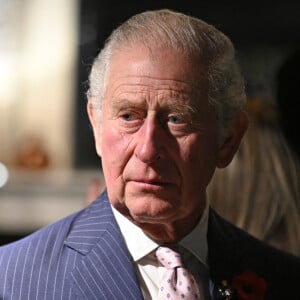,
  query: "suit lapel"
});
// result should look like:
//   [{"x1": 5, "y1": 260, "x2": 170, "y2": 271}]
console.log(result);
[
  {"x1": 208, "y1": 209, "x2": 240, "y2": 282},
  {"x1": 208, "y1": 208, "x2": 249, "y2": 298},
  {"x1": 64, "y1": 191, "x2": 143, "y2": 299}
]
